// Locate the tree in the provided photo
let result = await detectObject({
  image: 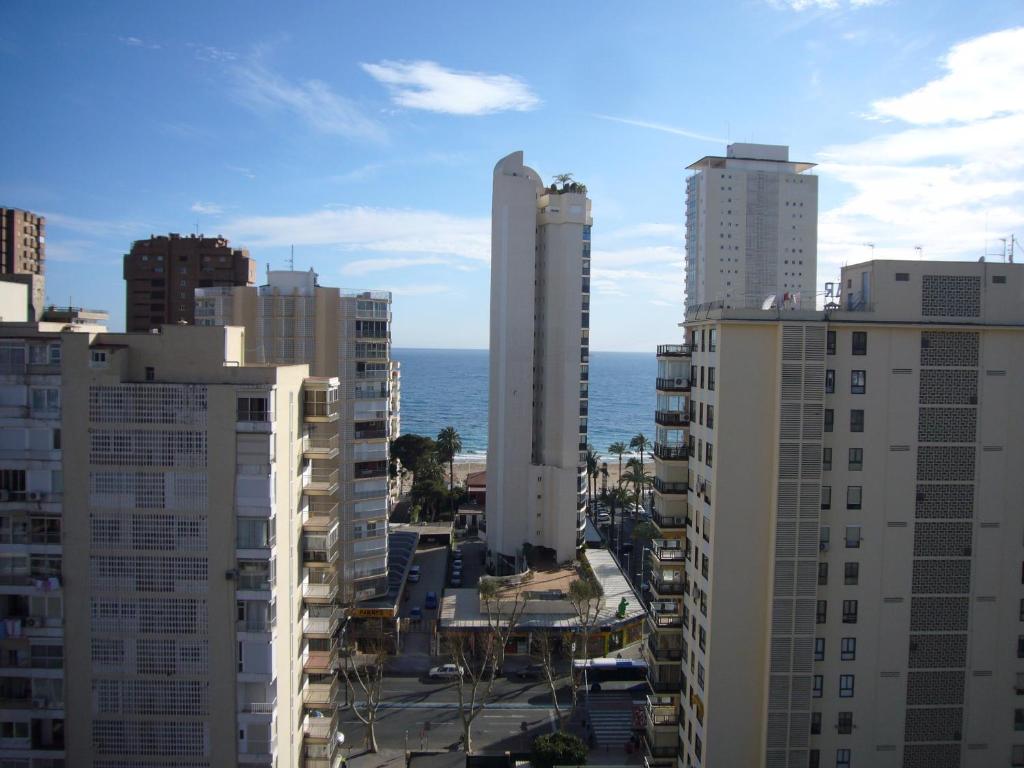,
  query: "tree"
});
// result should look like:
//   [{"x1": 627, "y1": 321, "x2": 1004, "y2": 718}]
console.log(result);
[
  {"x1": 629, "y1": 433, "x2": 651, "y2": 494},
  {"x1": 553, "y1": 172, "x2": 574, "y2": 185},
  {"x1": 531, "y1": 732, "x2": 588, "y2": 768},
  {"x1": 411, "y1": 454, "x2": 447, "y2": 521},
  {"x1": 566, "y1": 577, "x2": 603, "y2": 715},
  {"x1": 533, "y1": 630, "x2": 567, "y2": 722},
  {"x1": 390, "y1": 434, "x2": 437, "y2": 486},
  {"x1": 621, "y1": 459, "x2": 651, "y2": 514},
  {"x1": 436, "y1": 427, "x2": 463, "y2": 493},
  {"x1": 606, "y1": 486, "x2": 630, "y2": 554},
  {"x1": 585, "y1": 446, "x2": 600, "y2": 514},
  {"x1": 339, "y1": 639, "x2": 387, "y2": 753},
  {"x1": 607, "y1": 442, "x2": 627, "y2": 488}
]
